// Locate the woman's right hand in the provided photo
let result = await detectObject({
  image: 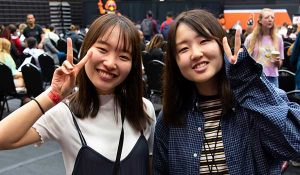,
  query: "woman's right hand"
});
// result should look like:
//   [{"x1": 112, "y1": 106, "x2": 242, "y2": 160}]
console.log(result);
[{"x1": 50, "y1": 38, "x2": 92, "y2": 99}]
